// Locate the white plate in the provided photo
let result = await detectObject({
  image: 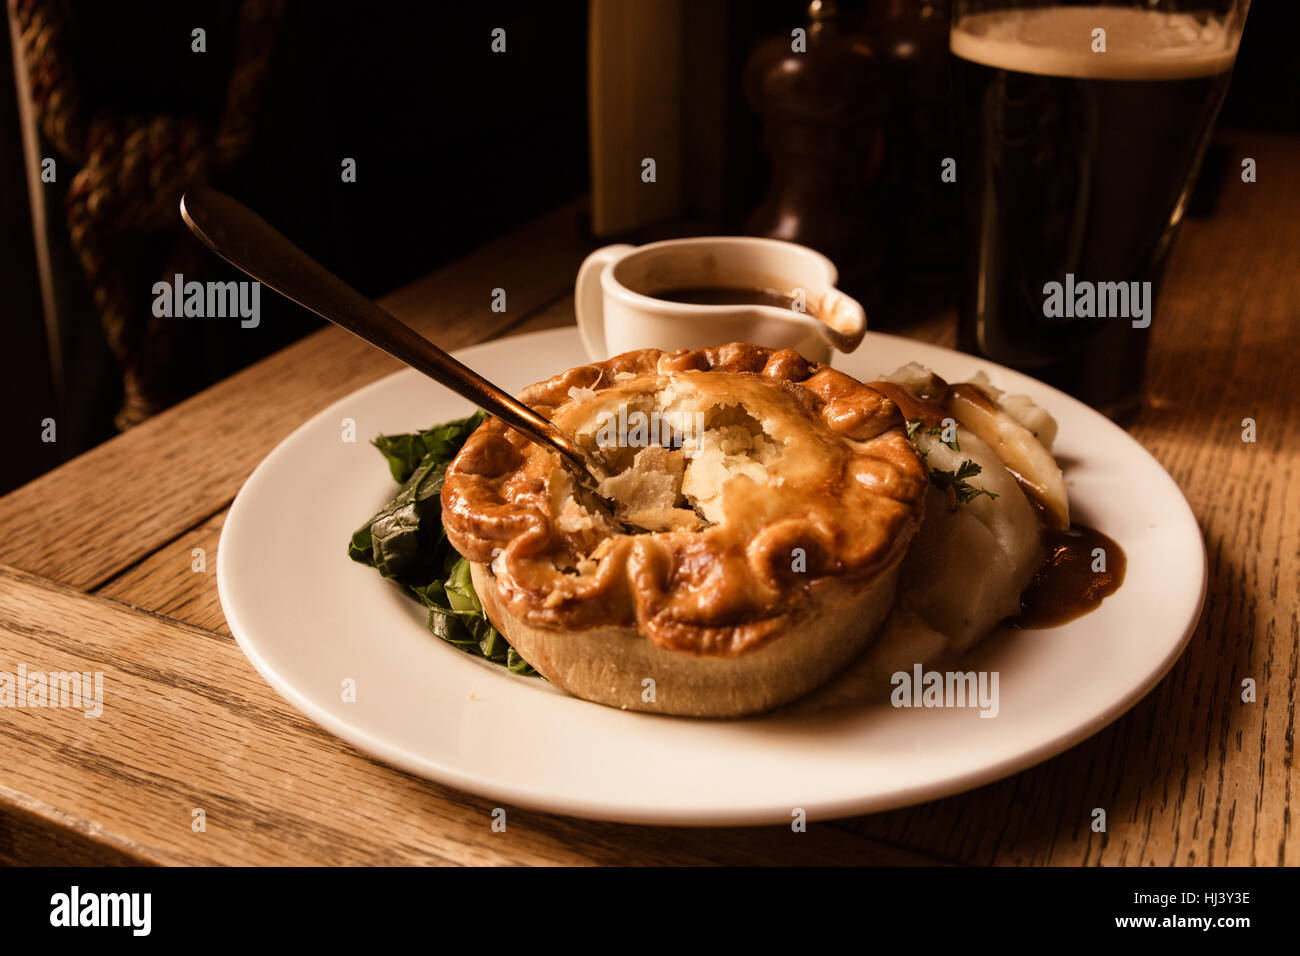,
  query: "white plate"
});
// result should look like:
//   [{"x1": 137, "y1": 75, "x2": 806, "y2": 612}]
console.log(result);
[{"x1": 218, "y1": 328, "x2": 1205, "y2": 825}]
